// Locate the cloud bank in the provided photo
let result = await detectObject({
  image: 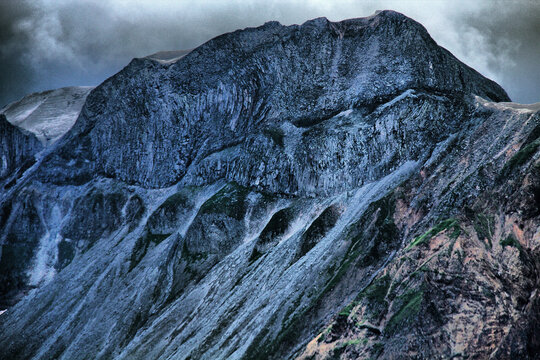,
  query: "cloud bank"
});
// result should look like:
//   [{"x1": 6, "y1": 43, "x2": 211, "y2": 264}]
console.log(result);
[{"x1": 1, "y1": 0, "x2": 539, "y2": 107}]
